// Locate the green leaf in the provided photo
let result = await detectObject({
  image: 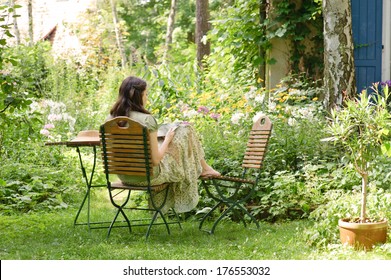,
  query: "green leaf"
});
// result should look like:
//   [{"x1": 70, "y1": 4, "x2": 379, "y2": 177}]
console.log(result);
[
  {"x1": 379, "y1": 128, "x2": 389, "y2": 136},
  {"x1": 381, "y1": 142, "x2": 391, "y2": 157},
  {"x1": 275, "y1": 27, "x2": 287, "y2": 37}
]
